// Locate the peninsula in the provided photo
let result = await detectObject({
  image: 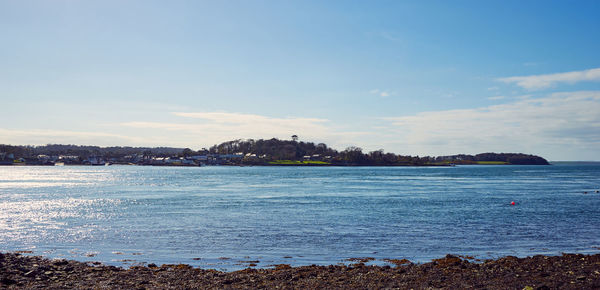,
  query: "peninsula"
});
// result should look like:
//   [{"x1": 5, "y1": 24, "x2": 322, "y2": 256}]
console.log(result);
[{"x1": 0, "y1": 138, "x2": 549, "y2": 166}]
